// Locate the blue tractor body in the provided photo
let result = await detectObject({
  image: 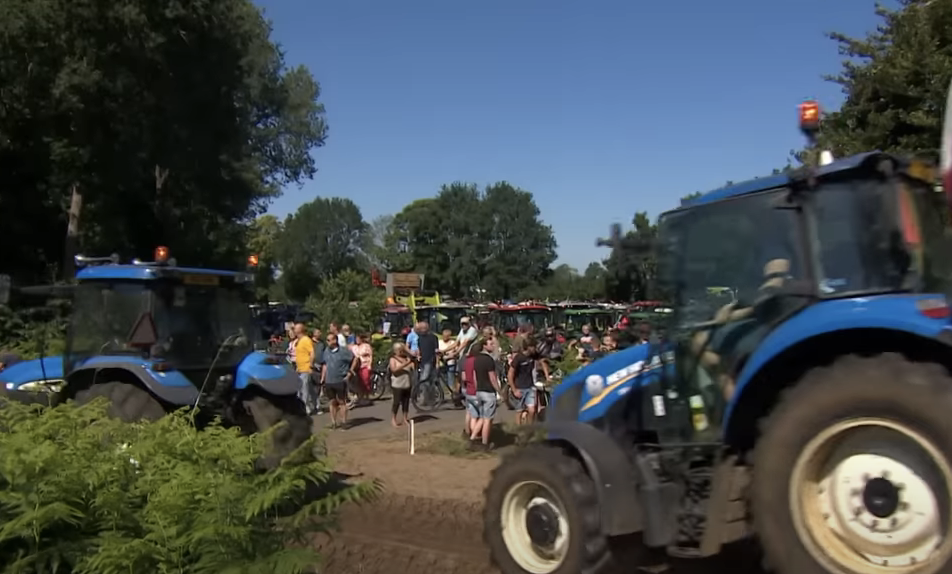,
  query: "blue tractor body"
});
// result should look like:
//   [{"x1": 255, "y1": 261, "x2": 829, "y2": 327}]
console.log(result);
[{"x1": 485, "y1": 150, "x2": 952, "y2": 574}]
